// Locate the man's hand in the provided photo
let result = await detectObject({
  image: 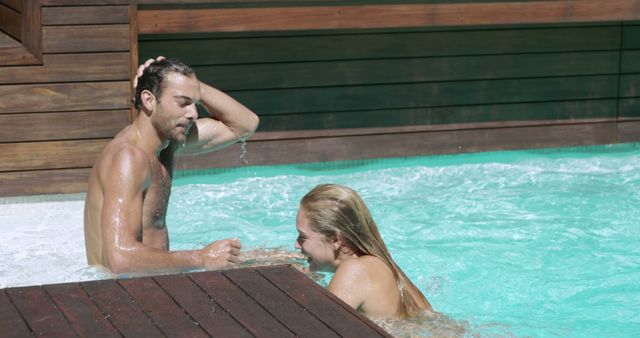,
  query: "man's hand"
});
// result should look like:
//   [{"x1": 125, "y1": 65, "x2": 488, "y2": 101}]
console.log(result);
[
  {"x1": 133, "y1": 56, "x2": 165, "y2": 89},
  {"x1": 200, "y1": 238, "x2": 242, "y2": 269}
]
